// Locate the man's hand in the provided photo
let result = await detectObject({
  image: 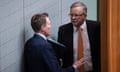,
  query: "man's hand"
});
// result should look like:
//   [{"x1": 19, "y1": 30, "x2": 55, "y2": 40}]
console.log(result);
[{"x1": 73, "y1": 57, "x2": 85, "y2": 68}]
